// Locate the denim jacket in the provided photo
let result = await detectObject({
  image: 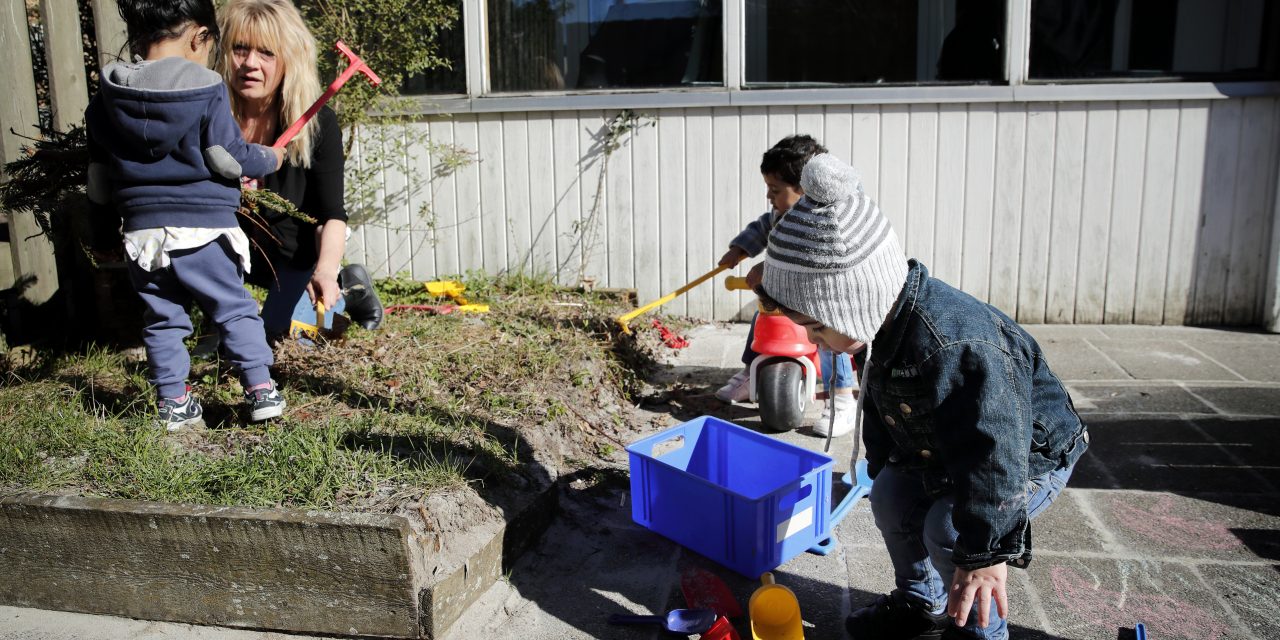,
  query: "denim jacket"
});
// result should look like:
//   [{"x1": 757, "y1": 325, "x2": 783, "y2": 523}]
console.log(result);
[{"x1": 861, "y1": 260, "x2": 1089, "y2": 570}]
